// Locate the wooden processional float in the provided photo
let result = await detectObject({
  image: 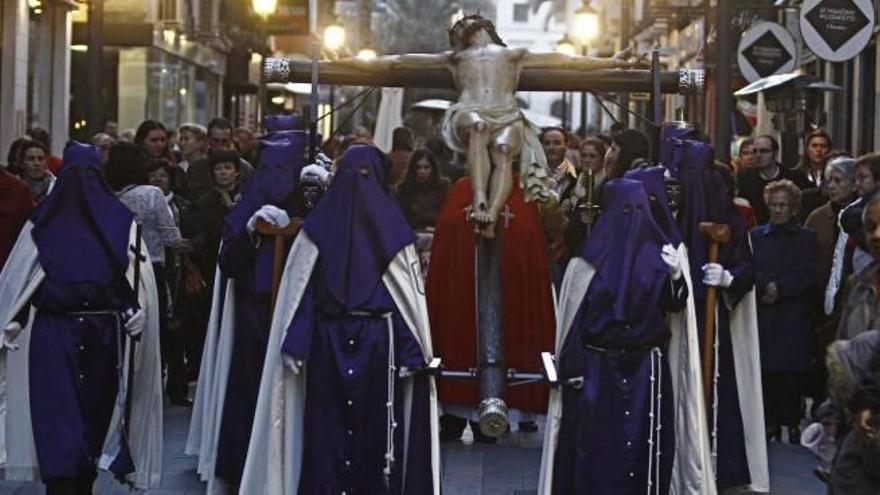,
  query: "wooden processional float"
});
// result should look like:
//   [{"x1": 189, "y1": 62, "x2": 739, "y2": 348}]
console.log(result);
[{"x1": 264, "y1": 52, "x2": 705, "y2": 438}]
